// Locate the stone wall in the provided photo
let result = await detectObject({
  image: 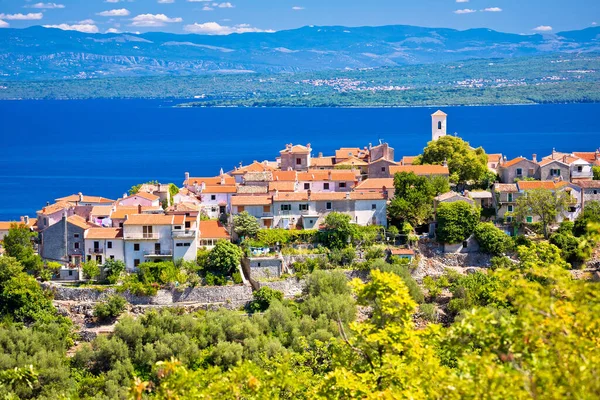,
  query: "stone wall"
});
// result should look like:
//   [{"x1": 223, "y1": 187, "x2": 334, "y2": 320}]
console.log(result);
[{"x1": 248, "y1": 257, "x2": 282, "y2": 280}]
